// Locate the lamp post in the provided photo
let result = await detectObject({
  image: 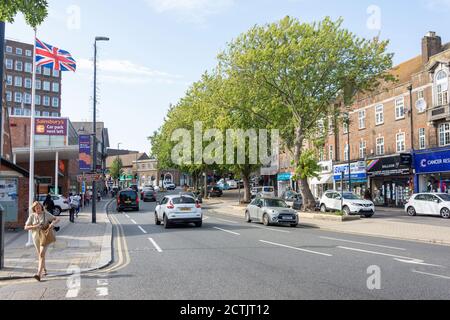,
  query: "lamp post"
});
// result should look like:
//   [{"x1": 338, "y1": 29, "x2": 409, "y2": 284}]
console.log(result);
[
  {"x1": 92, "y1": 36, "x2": 109, "y2": 224},
  {"x1": 344, "y1": 113, "x2": 351, "y2": 192}
]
